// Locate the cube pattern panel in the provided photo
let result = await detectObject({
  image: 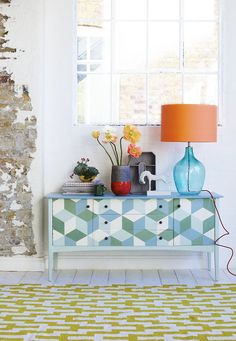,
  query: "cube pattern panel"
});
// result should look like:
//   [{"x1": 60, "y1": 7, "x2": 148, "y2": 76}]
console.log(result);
[
  {"x1": 52, "y1": 198, "x2": 215, "y2": 248},
  {"x1": 52, "y1": 199, "x2": 94, "y2": 246},
  {"x1": 173, "y1": 199, "x2": 215, "y2": 246}
]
